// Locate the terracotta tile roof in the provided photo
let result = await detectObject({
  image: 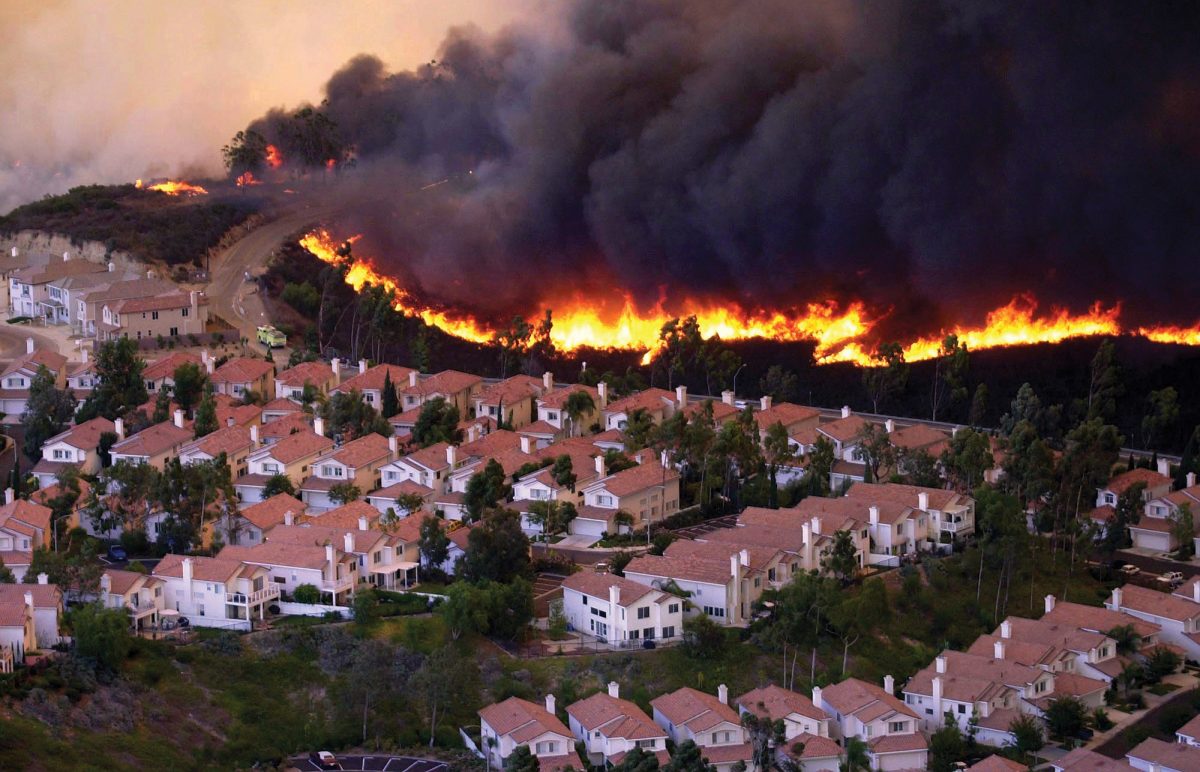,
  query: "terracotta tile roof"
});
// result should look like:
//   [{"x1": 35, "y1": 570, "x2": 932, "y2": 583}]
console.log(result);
[
  {"x1": 459, "y1": 429, "x2": 523, "y2": 459},
  {"x1": 1055, "y1": 747, "x2": 1135, "y2": 771},
  {"x1": 115, "y1": 291, "x2": 197, "y2": 313},
  {"x1": 30, "y1": 478, "x2": 91, "y2": 510},
  {"x1": 1115, "y1": 584, "x2": 1200, "y2": 623},
  {"x1": 401, "y1": 368, "x2": 481, "y2": 397},
  {"x1": 216, "y1": 402, "x2": 262, "y2": 429},
  {"x1": 538, "y1": 751, "x2": 584, "y2": 772},
  {"x1": 590, "y1": 459, "x2": 679, "y2": 497},
  {"x1": 263, "y1": 523, "x2": 387, "y2": 554},
  {"x1": 650, "y1": 687, "x2": 739, "y2": 733},
  {"x1": 1103, "y1": 467, "x2": 1171, "y2": 495},
  {"x1": 816, "y1": 414, "x2": 871, "y2": 443},
  {"x1": 276, "y1": 361, "x2": 336, "y2": 387},
  {"x1": 1175, "y1": 713, "x2": 1200, "y2": 740},
  {"x1": 335, "y1": 364, "x2": 416, "y2": 396},
  {"x1": 256, "y1": 429, "x2": 332, "y2": 465},
  {"x1": 111, "y1": 420, "x2": 193, "y2": 458},
  {"x1": 478, "y1": 696, "x2": 571, "y2": 740},
  {"x1": 846, "y1": 481, "x2": 963, "y2": 512},
  {"x1": 698, "y1": 743, "x2": 754, "y2": 765},
  {"x1": 475, "y1": 374, "x2": 543, "y2": 407},
  {"x1": 736, "y1": 684, "x2": 828, "y2": 723},
  {"x1": 784, "y1": 733, "x2": 842, "y2": 760},
  {"x1": 263, "y1": 397, "x2": 302, "y2": 414},
  {"x1": 0, "y1": 583, "x2": 61, "y2": 609},
  {"x1": 1089, "y1": 505, "x2": 1116, "y2": 523},
  {"x1": 13, "y1": 259, "x2": 105, "y2": 284},
  {"x1": 183, "y1": 424, "x2": 253, "y2": 458},
  {"x1": 238, "y1": 493, "x2": 305, "y2": 530},
  {"x1": 624, "y1": 553, "x2": 734, "y2": 586},
  {"x1": 566, "y1": 692, "x2": 664, "y2": 740},
  {"x1": 319, "y1": 432, "x2": 391, "y2": 469},
  {"x1": 142, "y1": 352, "x2": 201, "y2": 381},
  {"x1": 538, "y1": 383, "x2": 599, "y2": 410},
  {"x1": 704, "y1": 523, "x2": 809, "y2": 553},
  {"x1": 1161, "y1": 485, "x2": 1200, "y2": 509},
  {"x1": 447, "y1": 523, "x2": 473, "y2": 549},
  {"x1": 665, "y1": 540, "x2": 777, "y2": 573},
  {"x1": 102, "y1": 568, "x2": 155, "y2": 597},
  {"x1": 2, "y1": 349, "x2": 68, "y2": 378},
  {"x1": 0, "y1": 604, "x2": 29, "y2": 628},
  {"x1": 888, "y1": 423, "x2": 950, "y2": 451},
  {"x1": 212, "y1": 357, "x2": 273, "y2": 385},
  {"x1": 684, "y1": 399, "x2": 741, "y2": 423},
  {"x1": 1050, "y1": 671, "x2": 1108, "y2": 699},
  {"x1": 1043, "y1": 599, "x2": 1161, "y2": 639},
  {"x1": 994, "y1": 616, "x2": 1109, "y2": 659},
  {"x1": 0, "y1": 500, "x2": 52, "y2": 536},
  {"x1": 154, "y1": 553, "x2": 243, "y2": 583},
  {"x1": 820, "y1": 678, "x2": 917, "y2": 721},
  {"x1": 82, "y1": 277, "x2": 175, "y2": 303},
  {"x1": 870, "y1": 733, "x2": 929, "y2": 754},
  {"x1": 45, "y1": 416, "x2": 115, "y2": 451},
  {"x1": 261, "y1": 412, "x2": 312, "y2": 440},
  {"x1": 401, "y1": 441, "x2": 452, "y2": 472},
  {"x1": 369, "y1": 480, "x2": 434, "y2": 501},
  {"x1": 306, "y1": 501, "x2": 383, "y2": 531},
  {"x1": 219, "y1": 542, "x2": 338, "y2": 571},
  {"x1": 603, "y1": 388, "x2": 674, "y2": 416},
  {"x1": 1127, "y1": 737, "x2": 1200, "y2": 770},
  {"x1": 907, "y1": 651, "x2": 1042, "y2": 704},
  {"x1": 561, "y1": 572, "x2": 664, "y2": 607},
  {"x1": 755, "y1": 402, "x2": 819, "y2": 429},
  {"x1": 607, "y1": 748, "x2": 670, "y2": 768},
  {"x1": 519, "y1": 420, "x2": 560, "y2": 437}
]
